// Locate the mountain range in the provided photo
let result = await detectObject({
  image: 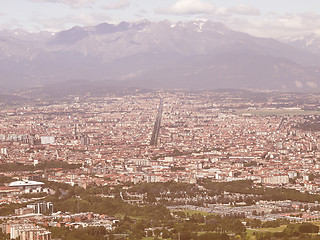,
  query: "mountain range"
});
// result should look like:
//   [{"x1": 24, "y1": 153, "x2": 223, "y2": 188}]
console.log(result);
[{"x1": 1, "y1": 20, "x2": 320, "y2": 92}]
